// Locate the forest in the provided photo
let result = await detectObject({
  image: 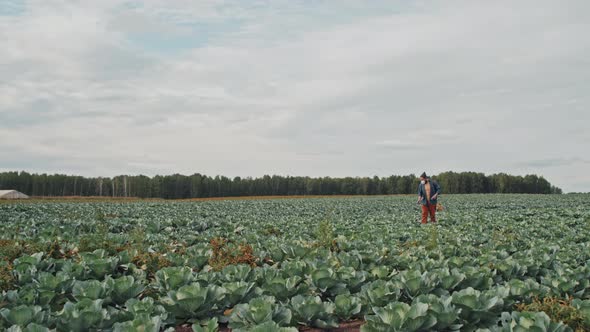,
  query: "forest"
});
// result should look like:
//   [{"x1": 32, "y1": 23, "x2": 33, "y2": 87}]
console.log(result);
[{"x1": 0, "y1": 171, "x2": 562, "y2": 199}]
